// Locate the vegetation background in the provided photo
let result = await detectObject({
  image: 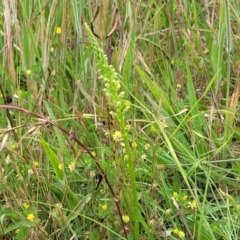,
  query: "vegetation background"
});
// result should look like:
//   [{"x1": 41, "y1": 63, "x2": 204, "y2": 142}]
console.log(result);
[{"x1": 0, "y1": 0, "x2": 240, "y2": 239}]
